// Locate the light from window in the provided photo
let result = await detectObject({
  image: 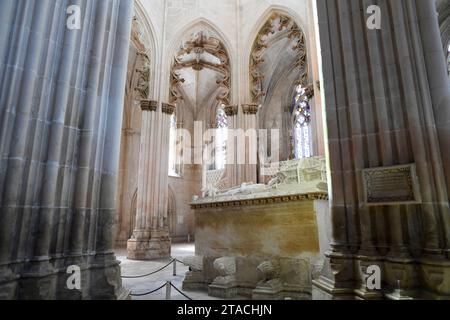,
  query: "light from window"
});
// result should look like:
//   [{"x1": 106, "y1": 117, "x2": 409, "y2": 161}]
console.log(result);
[{"x1": 293, "y1": 85, "x2": 312, "y2": 159}]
